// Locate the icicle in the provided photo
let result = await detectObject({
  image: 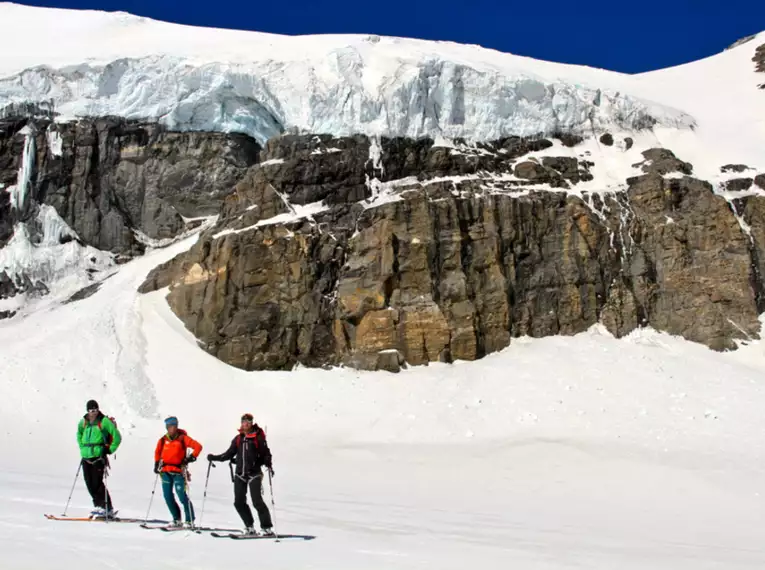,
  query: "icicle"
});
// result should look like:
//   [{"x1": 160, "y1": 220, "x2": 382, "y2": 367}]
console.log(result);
[
  {"x1": 8, "y1": 125, "x2": 36, "y2": 212},
  {"x1": 365, "y1": 135, "x2": 384, "y2": 201}
]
